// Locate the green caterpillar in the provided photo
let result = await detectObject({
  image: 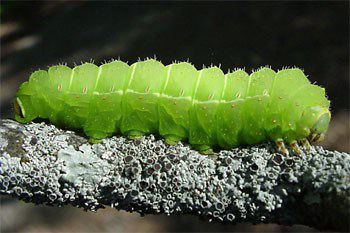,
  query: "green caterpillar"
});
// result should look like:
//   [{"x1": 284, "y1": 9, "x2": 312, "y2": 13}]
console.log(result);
[{"x1": 14, "y1": 59, "x2": 330, "y2": 154}]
